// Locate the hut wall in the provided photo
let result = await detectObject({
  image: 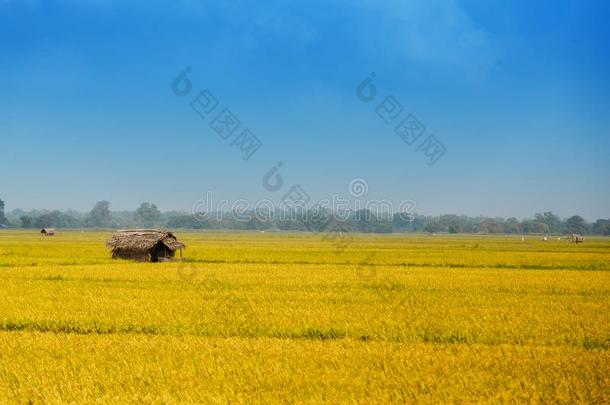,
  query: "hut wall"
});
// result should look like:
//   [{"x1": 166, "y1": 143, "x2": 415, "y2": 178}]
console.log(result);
[{"x1": 112, "y1": 249, "x2": 151, "y2": 262}]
